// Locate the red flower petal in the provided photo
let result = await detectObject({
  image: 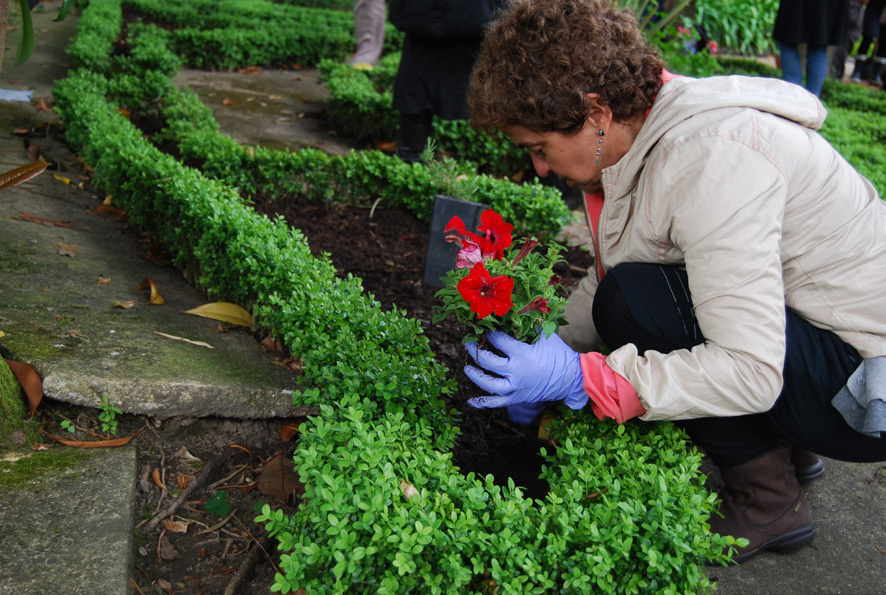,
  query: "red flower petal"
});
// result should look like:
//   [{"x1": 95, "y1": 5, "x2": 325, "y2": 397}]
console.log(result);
[{"x1": 457, "y1": 263, "x2": 514, "y2": 319}]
